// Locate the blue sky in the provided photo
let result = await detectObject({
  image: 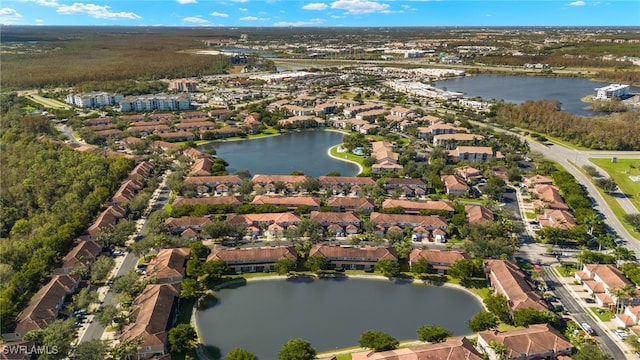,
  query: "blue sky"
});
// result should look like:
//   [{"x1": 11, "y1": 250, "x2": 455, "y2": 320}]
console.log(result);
[{"x1": 1, "y1": 1, "x2": 638, "y2": 27}]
